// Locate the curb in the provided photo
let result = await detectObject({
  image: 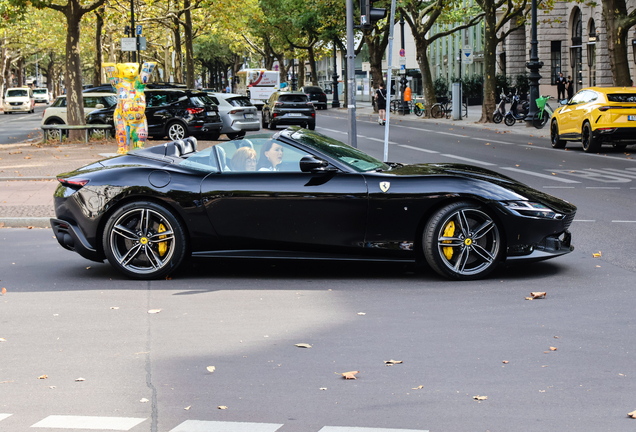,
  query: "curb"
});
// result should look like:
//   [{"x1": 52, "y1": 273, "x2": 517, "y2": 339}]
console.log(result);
[{"x1": 0, "y1": 217, "x2": 51, "y2": 228}]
